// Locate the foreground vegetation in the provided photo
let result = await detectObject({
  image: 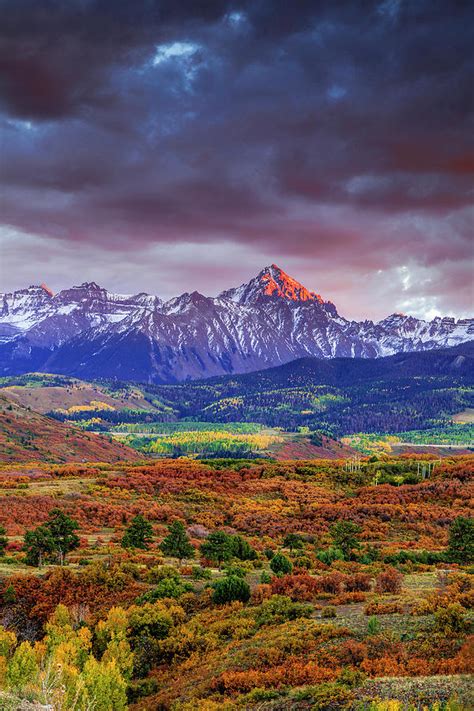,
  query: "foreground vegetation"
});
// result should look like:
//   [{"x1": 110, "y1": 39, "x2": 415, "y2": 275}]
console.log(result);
[{"x1": 0, "y1": 454, "x2": 472, "y2": 709}]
